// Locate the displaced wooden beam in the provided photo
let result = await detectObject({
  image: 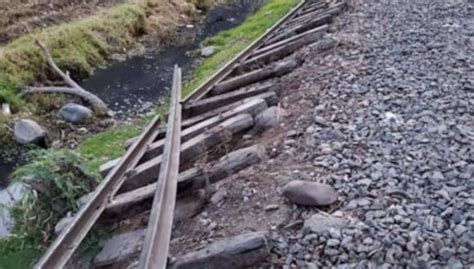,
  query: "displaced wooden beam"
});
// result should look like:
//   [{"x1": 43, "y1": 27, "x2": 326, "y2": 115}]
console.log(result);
[
  {"x1": 239, "y1": 25, "x2": 327, "y2": 71},
  {"x1": 101, "y1": 99, "x2": 267, "y2": 176},
  {"x1": 252, "y1": 24, "x2": 328, "y2": 57},
  {"x1": 184, "y1": 83, "x2": 280, "y2": 115},
  {"x1": 285, "y1": 2, "x2": 346, "y2": 29},
  {"x1": 181, "y1": 91, "x2": 278, "y2": 129},
  {"x1": 265, "y1": 13, "x2": 332, "y2": 46},
  {"x1": 169, "y1": 232, "x2": 270, "y2": 269},
  {"x1": 211, "y1": 59, "x2": 300, "y2": 96},
  {"x1": 107, "y1": 145, "x2": 265, "y2": 212},
  {"x1": 119, "y1": 113, "x2": 255, "y2": 193},
  {"x1": 123, "y1": 92, "x2": 278, "y2": 150}
]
